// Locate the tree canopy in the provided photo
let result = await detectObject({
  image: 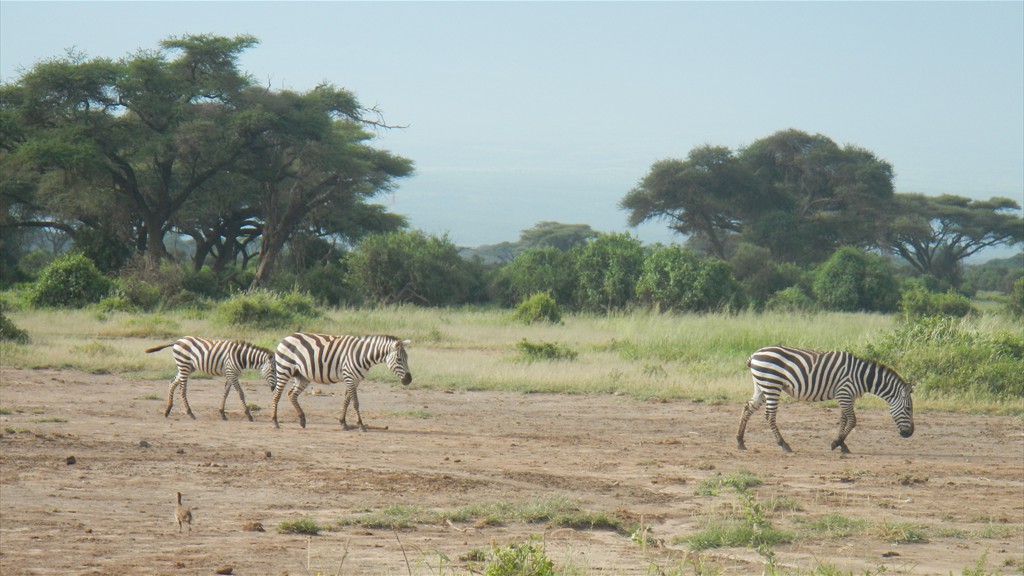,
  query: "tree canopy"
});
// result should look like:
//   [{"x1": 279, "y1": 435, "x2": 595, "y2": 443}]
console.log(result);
[{"x1": 1, "y1": 34, "x2": 412, "y2": 286}]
